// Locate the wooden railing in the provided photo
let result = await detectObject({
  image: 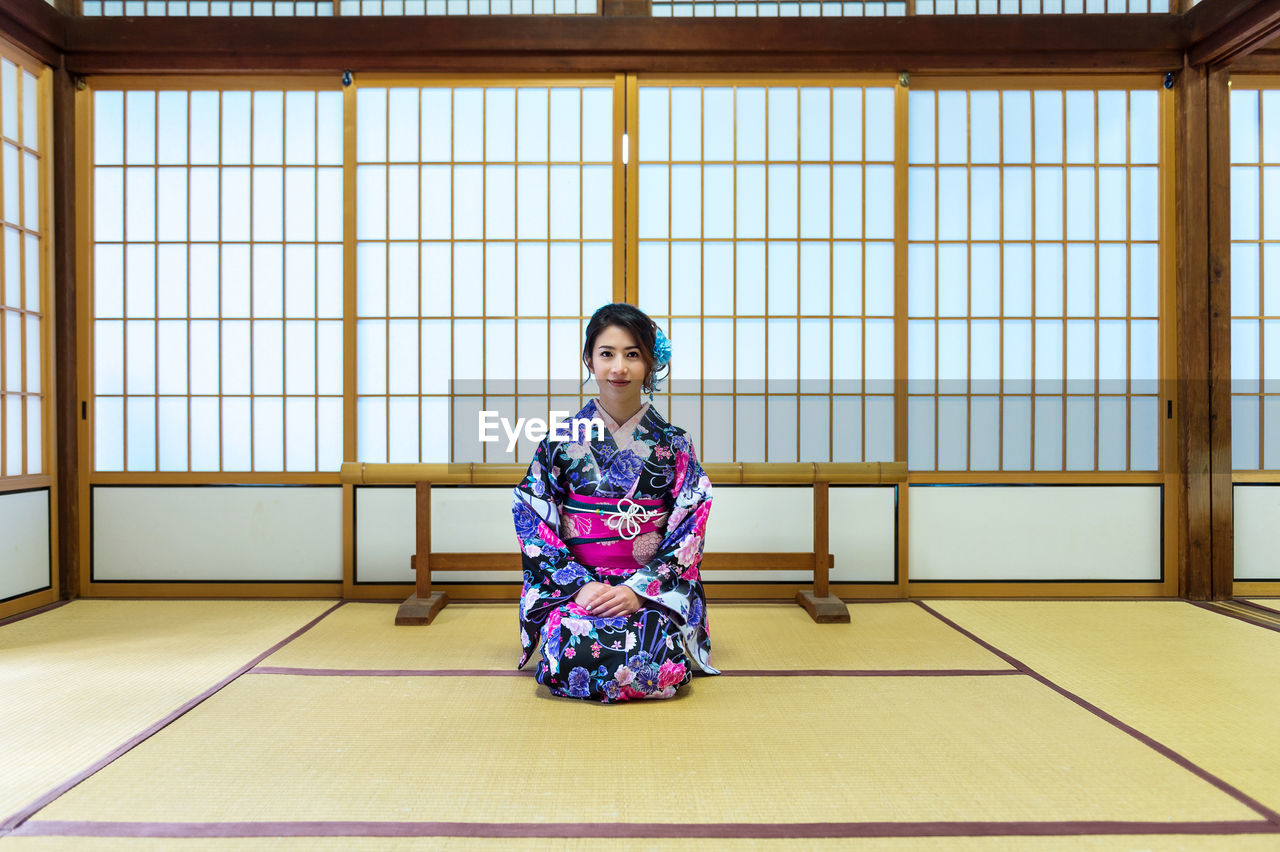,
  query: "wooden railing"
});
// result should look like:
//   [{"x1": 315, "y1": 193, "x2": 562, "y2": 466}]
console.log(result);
[{"x1": 339, "y1": 461, "x2": 907, "y2": 624}]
